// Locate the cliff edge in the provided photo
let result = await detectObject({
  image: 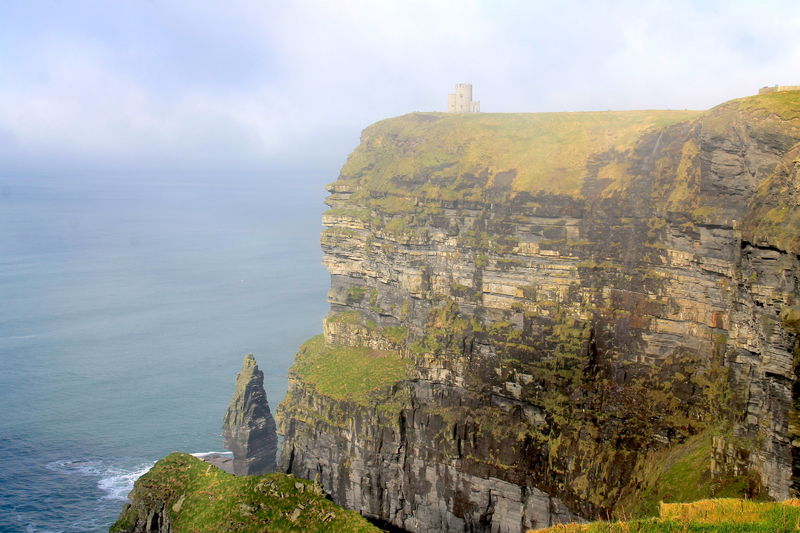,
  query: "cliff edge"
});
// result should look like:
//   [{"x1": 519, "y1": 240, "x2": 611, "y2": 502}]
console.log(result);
[{"x1": 277, "y1": 92, "x2": 800, "y2": 532}]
